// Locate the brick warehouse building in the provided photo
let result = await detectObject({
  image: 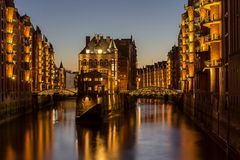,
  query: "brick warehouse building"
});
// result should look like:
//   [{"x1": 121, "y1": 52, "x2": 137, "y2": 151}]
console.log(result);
[
  {"x1": 78, "y1": 34, "x2": 137, "y2": 93},
  {"x1": 0, "y1": 0, "x2": 61, "y2": 121}
]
